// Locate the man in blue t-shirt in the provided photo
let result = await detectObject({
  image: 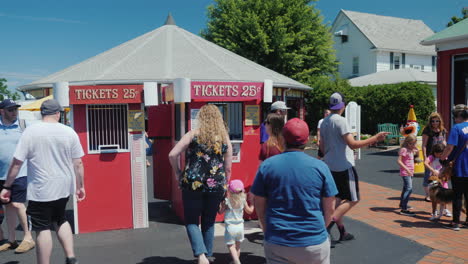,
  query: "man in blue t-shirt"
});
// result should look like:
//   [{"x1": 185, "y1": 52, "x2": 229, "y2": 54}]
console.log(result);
[
  {"x1": 441, "y1": 104, "x2": 468, "y2": 231},
  {"x1": 251, "y1": 118, "x2": 337, "y2": 264}
]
